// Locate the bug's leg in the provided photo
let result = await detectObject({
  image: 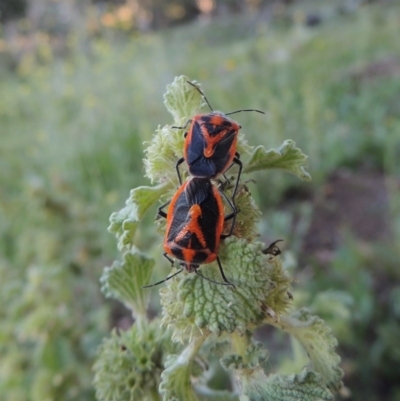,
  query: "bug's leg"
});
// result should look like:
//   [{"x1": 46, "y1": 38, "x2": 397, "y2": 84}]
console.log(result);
[
  {"x1": 142, "y1": 253, "x2": 181, "y2": 288},
  {"x1": 157, "y1": 200, "x2": 171, "y2": 220},
  {"x1": 216, "y1": 257, "x2": 235, "y2": 288},
  {"x1": 220, "y1": 174, "x2": 231, "y2": 190},
  {"x1": 175, "y1": 158, "x2": 184, "y2": 185},
  {"x1": 231, "y1": 154, "x2": 242, "y2": 201},
  {"x1": 220, "y1": 190, "x2": 238, "y2": 239},
  {"x1": 194, "y1": 265, "x2": 235, "y2": 288},
  {"x1": 222, "y1": 152, "x2": 242, "y2": 201},
  {"x1": 162, "y1": 252, "x2": 176, "y2": 266}
]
